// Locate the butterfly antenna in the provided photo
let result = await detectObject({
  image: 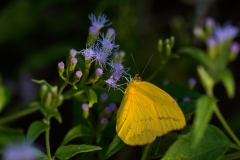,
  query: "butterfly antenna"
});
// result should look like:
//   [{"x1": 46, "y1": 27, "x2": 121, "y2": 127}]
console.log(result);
[
  {"x1": 131, "y1": 54, "x2": 140, "y2": 74},
  {"x1": 140, "y1": 54, "x2": 153, "y2": 76}
]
